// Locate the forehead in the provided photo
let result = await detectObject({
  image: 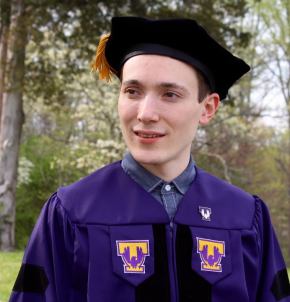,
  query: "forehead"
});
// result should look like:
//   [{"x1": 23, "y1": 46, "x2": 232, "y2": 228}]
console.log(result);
[{"x1": 121, "y1": 54, "x2": 198, "y2": 86}]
